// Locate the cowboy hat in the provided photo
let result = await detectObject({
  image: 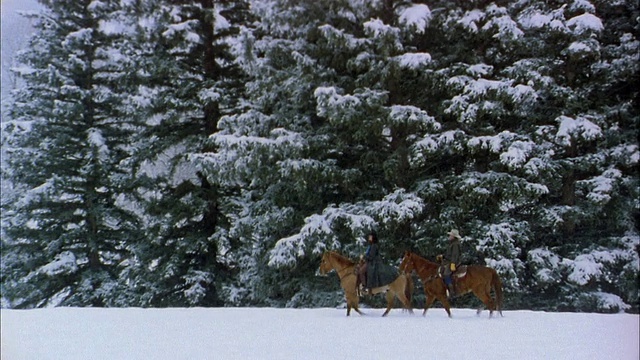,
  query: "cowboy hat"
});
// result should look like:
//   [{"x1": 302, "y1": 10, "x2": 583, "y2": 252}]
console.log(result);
[{"x1": 448, "y1": 229, "x2": 461, "y2": 239}]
